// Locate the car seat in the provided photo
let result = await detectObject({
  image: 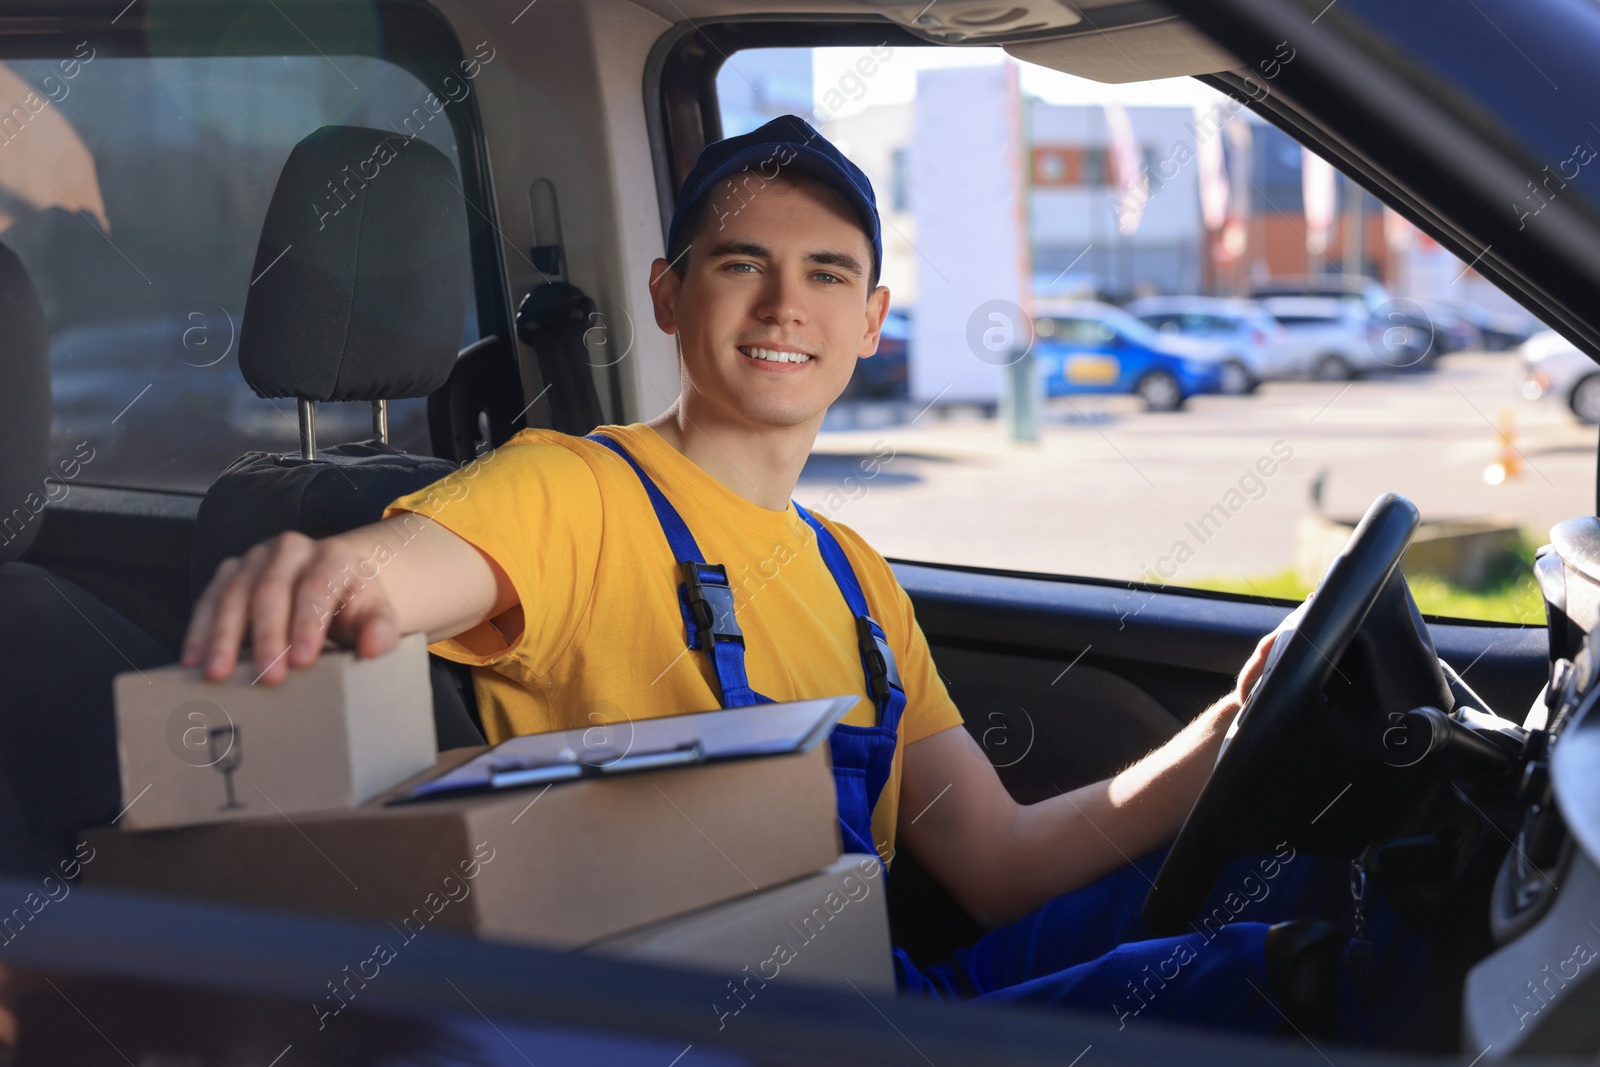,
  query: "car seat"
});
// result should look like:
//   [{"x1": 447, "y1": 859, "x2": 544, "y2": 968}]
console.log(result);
[
  {"x1": 188, "y1": 125, "x2": 487, "y2": 749},
  {"x1": 0, "y1": 240, "x2": 171, "y2": 874}
]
